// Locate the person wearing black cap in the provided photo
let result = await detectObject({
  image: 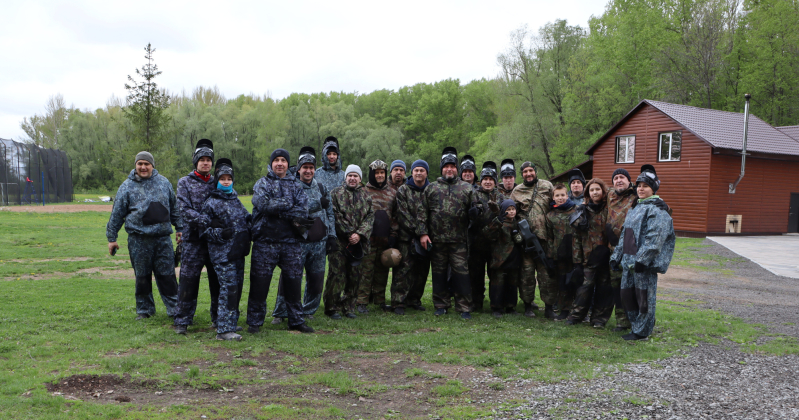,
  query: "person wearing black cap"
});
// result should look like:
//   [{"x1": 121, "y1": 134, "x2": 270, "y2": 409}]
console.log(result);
[
  {"x1": 271, "y1": 147, "x2": 335, "y2": 325},
  {"x1": 174, "y1": 139, "x2": 222, "y2": 331},
  {"x1": 420, "y1": 147, "x2": 479, "y2": 319},
  {"x1": 468, "y1": 161, "x2": 506, "y2": 312},
  {"x1": 196, "y1": 159, "x2": 251, "y2": 340},
  {"x1": 610, "y1": 164, "x2": 675, "y2": 340},
  {"x1": 605, "y1": 168, "x2": 635, "y2": 331},
  {"x1": 509, "y1": 161, "x2": 554, "y2": 318},
  {"x1": 568, "y1": 168, "x2": 586, "y2": 205},
  {"x1": 246, "y1": 148, "x2": 314, "y2": 334},
  {"x1": 498, "y1": 159, "x2": 518, "y2": 196},
  {"x1": 460, "y1": 155, "x2": 478, "y2": 190},
  {"x1": 315, "y1": 136, "x2": 344, "y2": 193}
]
